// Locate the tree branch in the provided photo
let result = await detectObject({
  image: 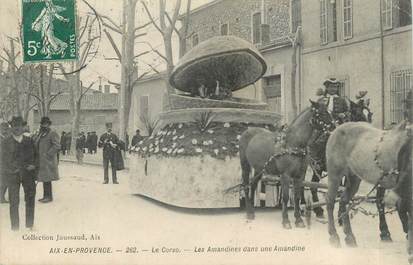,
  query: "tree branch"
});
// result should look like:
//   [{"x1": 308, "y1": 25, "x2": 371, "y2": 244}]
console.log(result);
[
  {"x1": 141, "y1": 0, "x2": 163, "y2": 34},
  {"x1": 104, "y1": 29, "x2": 122, "y2": 61},
  {"x1": 133, "y1": 50, "x2": 150, "y2": 60},
  {"x1": 79, "y1": 82, "x2": 95, "y2": 101},
  {"x1": 165, "y1": 12, "x2": 181, "y2": 37},
  {"x1": 134, "y1": 21, "x2": 151, "y2": 33}
]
